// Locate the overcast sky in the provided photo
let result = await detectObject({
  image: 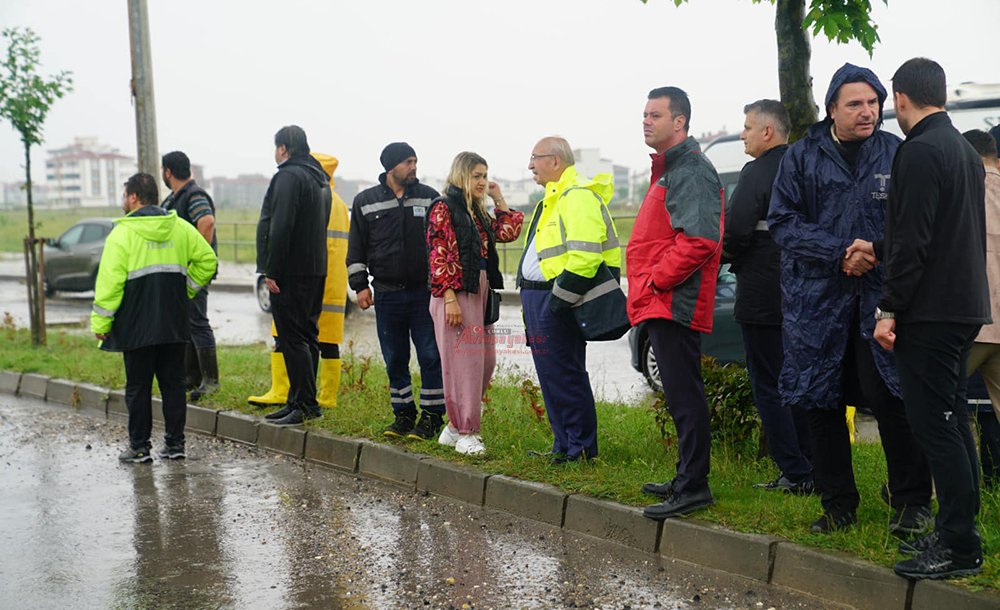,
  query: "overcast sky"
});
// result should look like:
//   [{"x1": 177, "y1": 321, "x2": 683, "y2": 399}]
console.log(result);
[{"x1": 1, "y1": 0, "x2": 998, "y2": 186}]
